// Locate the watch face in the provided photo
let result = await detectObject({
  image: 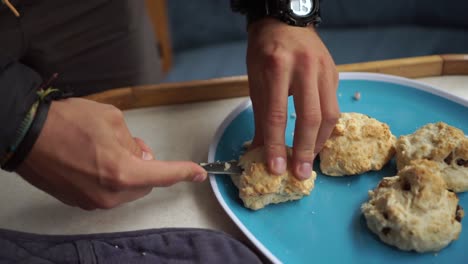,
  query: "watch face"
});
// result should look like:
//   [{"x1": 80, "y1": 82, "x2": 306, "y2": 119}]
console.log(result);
[{"x1": 290, "y1": 0, "x2": 313, "y2": 16}]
